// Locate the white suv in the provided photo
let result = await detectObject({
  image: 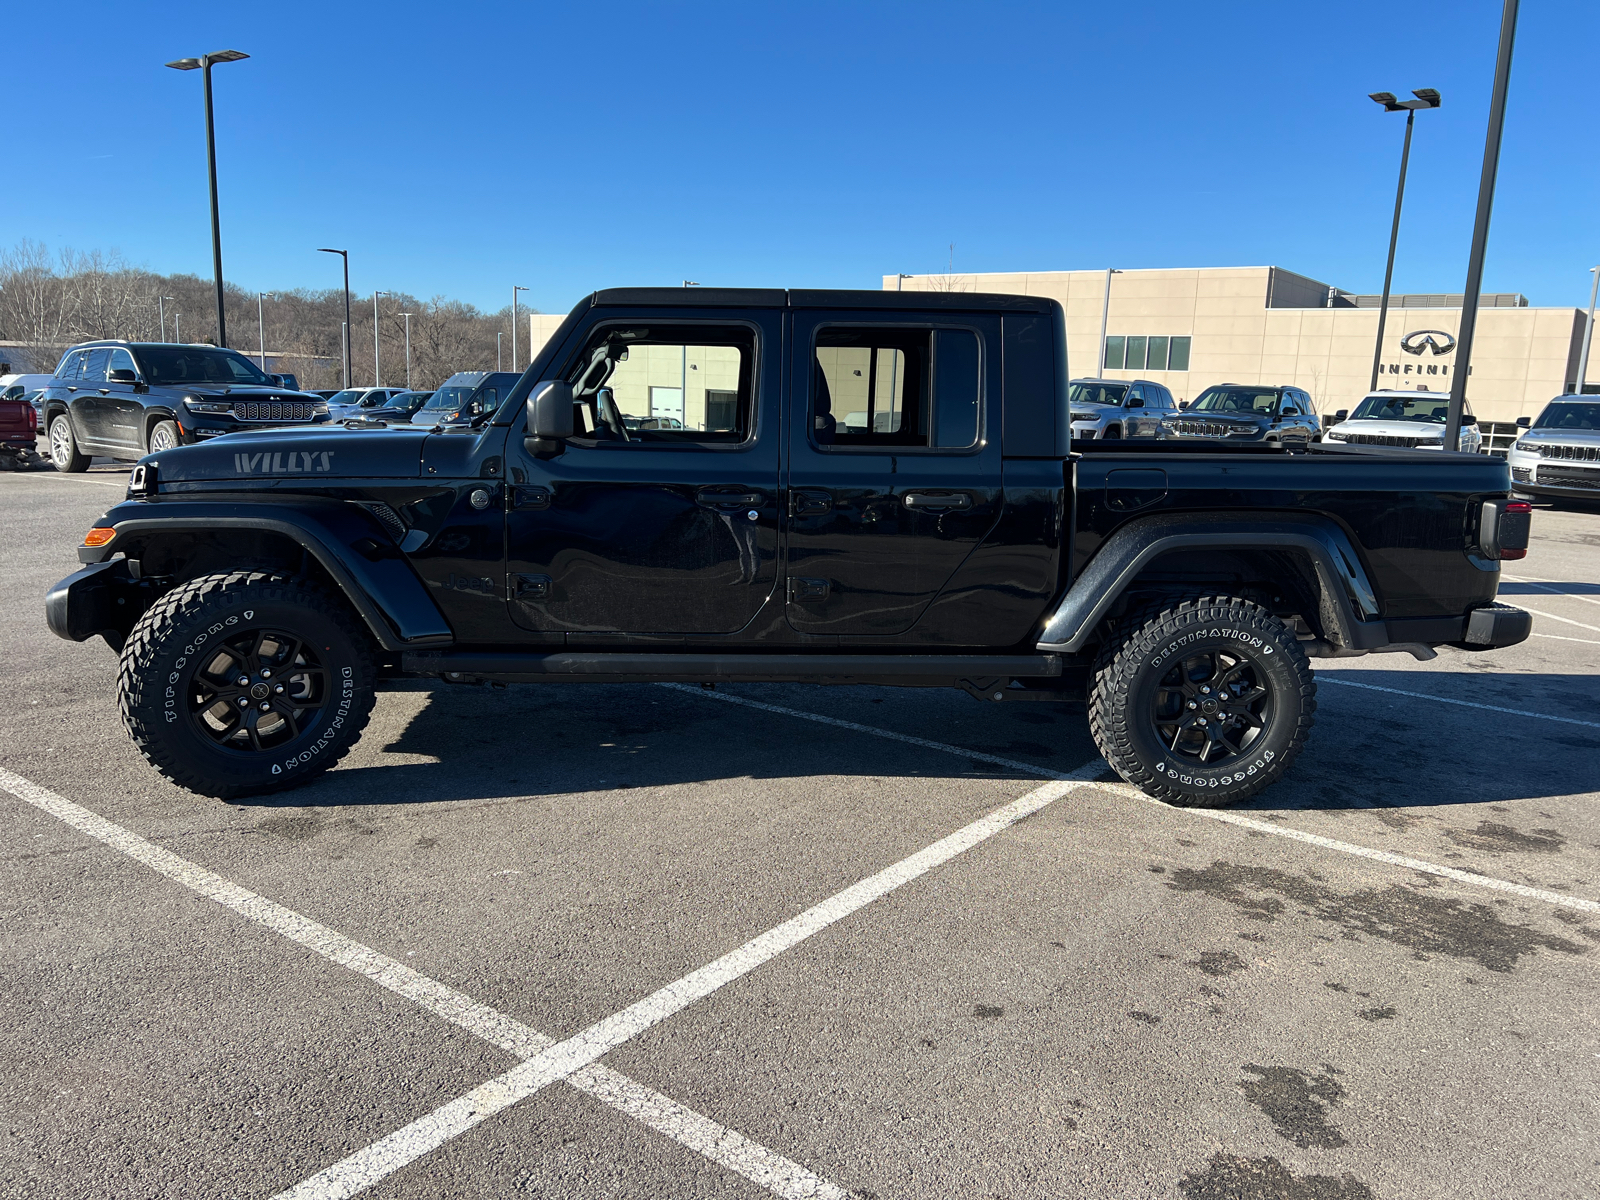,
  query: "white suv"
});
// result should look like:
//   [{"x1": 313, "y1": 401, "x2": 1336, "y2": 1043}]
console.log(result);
[{"x1": 1322, "y1": 389, "x2": 1481, "y2": 453}]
